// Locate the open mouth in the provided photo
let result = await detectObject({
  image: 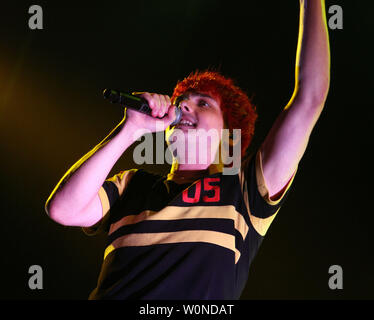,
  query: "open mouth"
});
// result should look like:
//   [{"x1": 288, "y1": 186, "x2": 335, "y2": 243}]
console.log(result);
[
  {"x1": 175, "y1": 116, "x2": 197, "y2": 128},
  {"x1": 177, "y1": 119, "x2": 197, "y2": 128}
]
